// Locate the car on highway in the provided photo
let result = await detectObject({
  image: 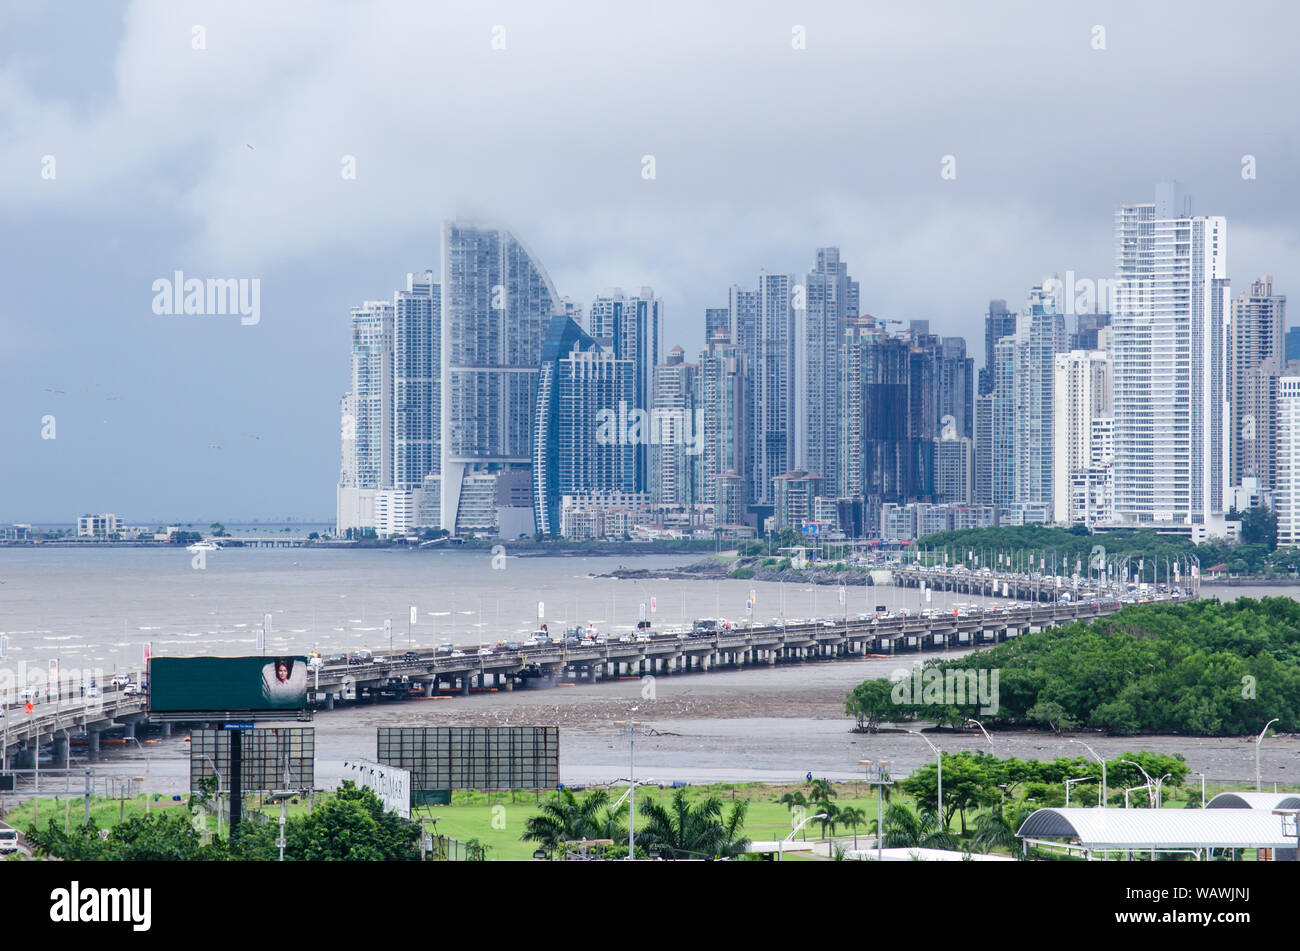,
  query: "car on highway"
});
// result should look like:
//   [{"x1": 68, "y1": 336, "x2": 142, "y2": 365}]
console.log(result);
[
  {"x1": 328, "y1": 652, "x2": 348, "y2": 664},
  {"x1": 449, "y1": 649, "x2": 466, "y2": 658},
  {"x1": 111, "y1": 675, "x2": 132, "y2": 688},
  {"x1": 372, "y1": 655, "x2": 388, "y2": 664},
  {"x1": 0, "y1": 828, "x2": 19, "y2": 855},
  {"x1": 402, "y1": 650, "x2": 421, "y2": 661},
  {"x1": 123, "y1": 682, "x2": 144, "y2": 697},
  {"x1": 477, "y1": 646, "x2": 493, "y2": 656}
]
